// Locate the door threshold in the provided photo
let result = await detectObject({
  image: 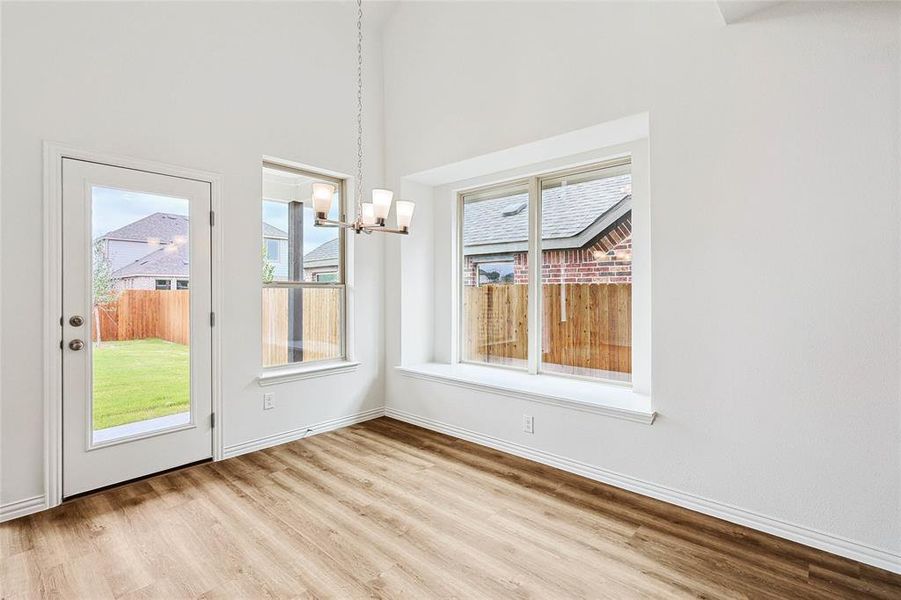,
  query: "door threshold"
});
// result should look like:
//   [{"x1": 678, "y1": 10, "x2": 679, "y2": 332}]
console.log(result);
[{"x1": 62, "y1": 458, "x2": 212, "y2": 502}]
